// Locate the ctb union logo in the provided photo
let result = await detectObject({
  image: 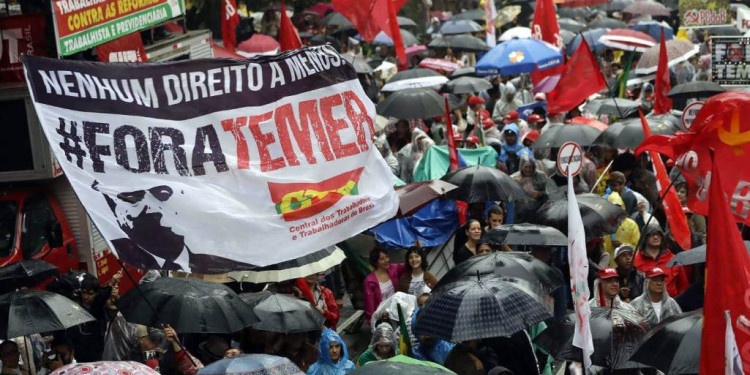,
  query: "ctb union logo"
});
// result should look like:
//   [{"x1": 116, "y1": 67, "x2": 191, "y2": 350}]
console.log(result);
[{"x1": 267, "y1": 168, "x2": 364, "y2": 221}]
